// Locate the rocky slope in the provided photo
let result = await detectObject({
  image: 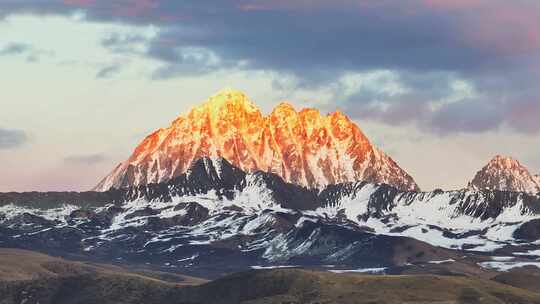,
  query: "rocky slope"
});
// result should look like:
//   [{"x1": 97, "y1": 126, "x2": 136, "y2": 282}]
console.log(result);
[
  {"x1": 2, "y1": 158, "x2": 540, "y2": 277},
  {"x1": 94, "y1": 89, "x2": 418, "y2": 192},
  {"x1": 469, "y1": 155, "x2": 540, "y2": 194}
]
